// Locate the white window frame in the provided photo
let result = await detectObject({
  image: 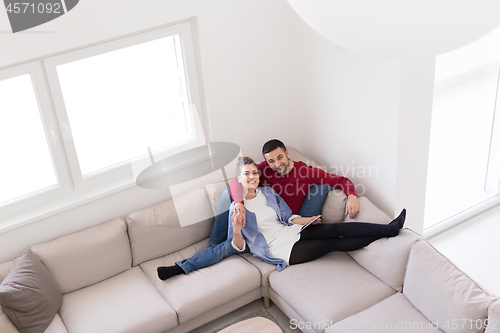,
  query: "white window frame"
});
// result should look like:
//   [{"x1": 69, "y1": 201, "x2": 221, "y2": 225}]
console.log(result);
[
  {"x1": 43, "y1": 21, "x2": 203, "y2": 189},
  {"x1": 0, "y1": 19, "x2": 209, "y2": 233},
  {"x1": 0, "y1": 61, "x2": 72, "y2": 216}
]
